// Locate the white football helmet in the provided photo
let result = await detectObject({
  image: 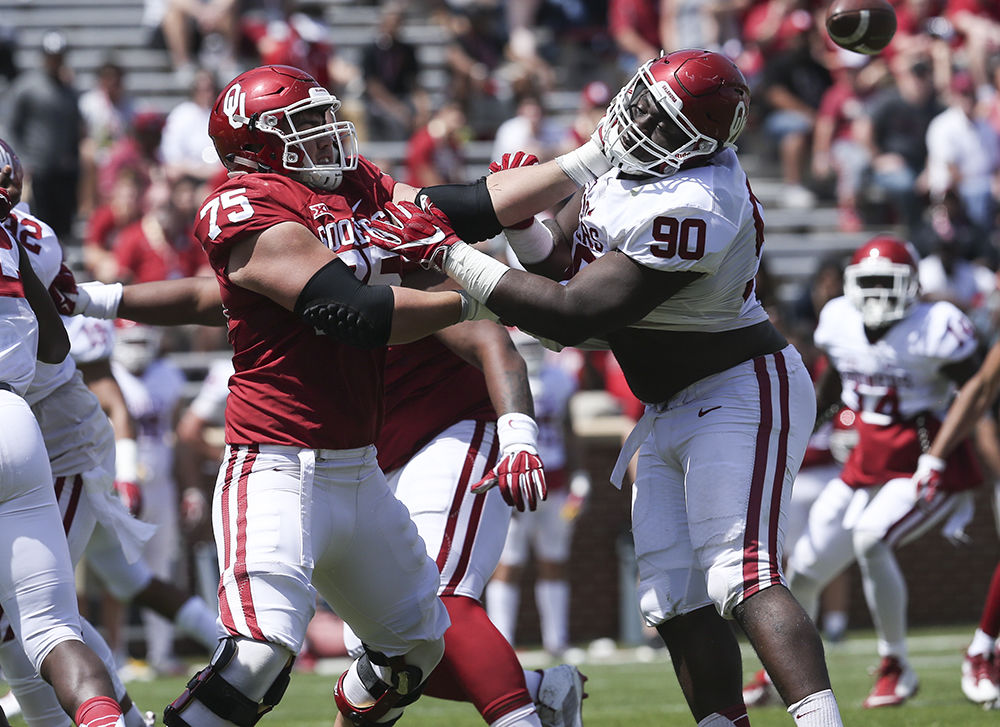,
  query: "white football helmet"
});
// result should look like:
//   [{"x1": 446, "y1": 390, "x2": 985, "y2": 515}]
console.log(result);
[
  {"x1": 843, "y1": 236, "x2": 920, "y2": 329},
  {"x1": 113, "y1": 320, "x2": 163, "y2": 375}
]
